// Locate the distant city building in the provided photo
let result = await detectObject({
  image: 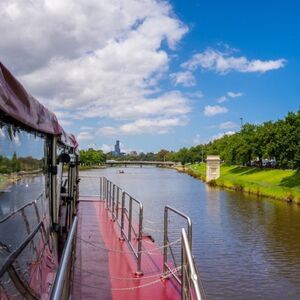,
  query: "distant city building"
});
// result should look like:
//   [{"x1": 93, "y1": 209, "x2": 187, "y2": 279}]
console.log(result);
[{"x1": 114, "y1": 140, "x2": 121, "y2": 156}]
